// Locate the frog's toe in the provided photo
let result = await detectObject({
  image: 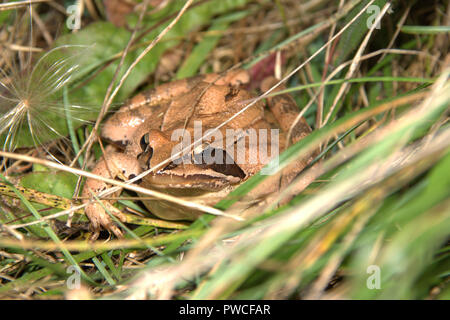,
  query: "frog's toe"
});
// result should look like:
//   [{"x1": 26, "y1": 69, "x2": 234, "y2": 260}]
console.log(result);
[
  {"x1": 109, "y1": 204, "x2": 127, "y2": 223},
  {"x1": 103, "y1": 221, "x2": 123, "y2": 239},
  {"x1": 87, "y1": 211, "x2": 102, "y2": 241},
  {"x1": 89, "y1": 229, "x2": 100, "y2": 241},
  {"x1": 86, "y1": 202, "x2": 124, "y2": 239}
]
